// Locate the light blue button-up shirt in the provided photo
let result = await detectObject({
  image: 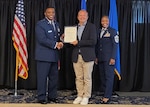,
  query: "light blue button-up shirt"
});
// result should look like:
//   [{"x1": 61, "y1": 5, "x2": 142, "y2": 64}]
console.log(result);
[
  {"x1": 78, "y1": 22, "x2": 87, "y2": 53},
  {"x1": 78, "y1": 22, "x2": 87, "y2": 41}
]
